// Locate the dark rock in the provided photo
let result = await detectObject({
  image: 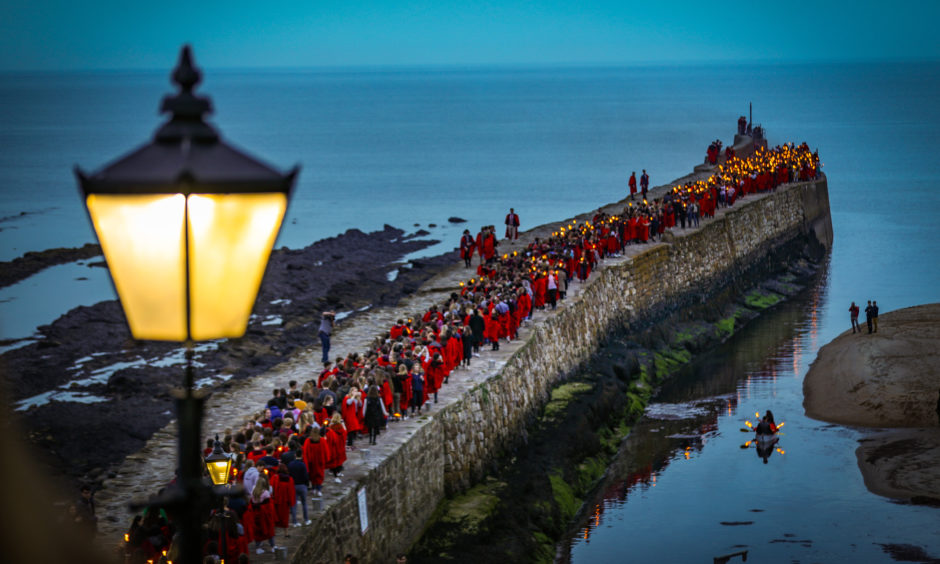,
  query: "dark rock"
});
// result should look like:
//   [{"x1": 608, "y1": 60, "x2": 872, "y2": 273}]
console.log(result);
[
  {"x1": 0, "y1": 242, "x2": 102, "y2": 289},
  {"x1": 428, "y1": 223, "x2": 437, "y2": 228},
  {"x1": 414, "y1": 229, "x2": 430, "y2": 236},
  {"x1": 2, "y1": 225, "x2": 458, "y2": 490},
  {"x1": 448, "y1": 217, "x2": 467, "y2": 223}
]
